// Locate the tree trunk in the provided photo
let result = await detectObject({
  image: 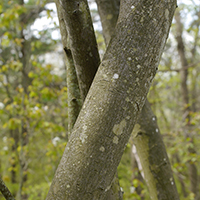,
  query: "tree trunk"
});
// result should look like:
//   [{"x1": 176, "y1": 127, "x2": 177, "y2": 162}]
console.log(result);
[
  {"x1": 55, "y1": 1, "x2": 82, "y2": 137},
  {"x1": 46, "y1": 1, "x2": 177, "y2": 199},
  {"x1": 56, "y1": 0, "x2": 123, "y2": 198},
  {"x1": 175, "y1": 10, "x2": 198, "y2": 199},
  {"x1": 132, "y1": 100, "x2": 179, "y2": 200},
  {"x1": 56, "y1": 0, "x2": 100, "y2": 101},
  {"x1": 96, "y1": 0, "x2": 179, "y2": 199},
  {"x1": 95, "y1": 0, "x2": 120, "y2": 46}
]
